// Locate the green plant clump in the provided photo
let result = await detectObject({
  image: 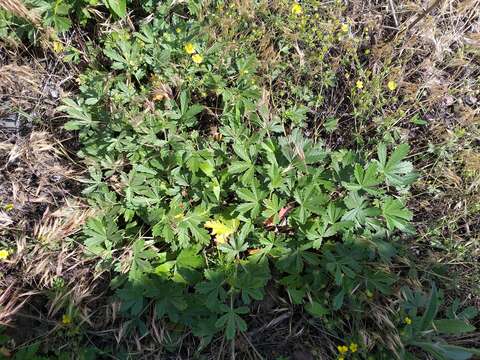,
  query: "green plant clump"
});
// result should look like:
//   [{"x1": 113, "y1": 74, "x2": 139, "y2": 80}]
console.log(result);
[
  {"x1": 60, "y1": 0, "x2": 421, "y2": 351},
  {"x1": 1, "y1": 0, "x2": 478, "y2": 358}
]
